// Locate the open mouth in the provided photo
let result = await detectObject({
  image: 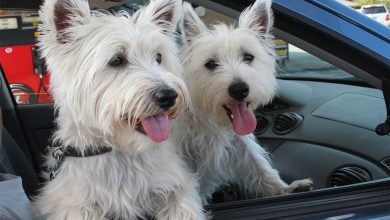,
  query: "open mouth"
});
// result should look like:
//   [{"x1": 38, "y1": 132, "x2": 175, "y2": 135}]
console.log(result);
[
  {"x1": 223, "y1": 102, "x2": 257, "y2": 135},
  {"x1": 135, "y1": 124, "x2": 146, "y2": 135},
  {"x1": 128, "y1": 113, "x2": 170, "y2": 143},
  {"x1": 223, "y1": 102, "x2": 250, "y2": 122}
]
